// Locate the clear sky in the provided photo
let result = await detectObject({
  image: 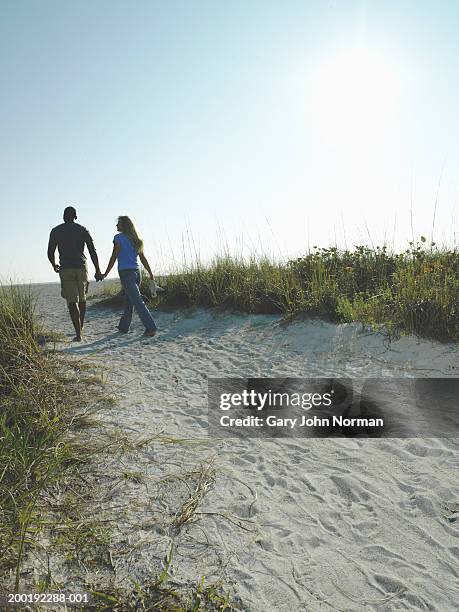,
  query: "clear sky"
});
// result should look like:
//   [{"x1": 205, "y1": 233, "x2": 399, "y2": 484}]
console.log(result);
[{"x1": 1, "y1": 0, "x2": 458, "y2": 283}]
